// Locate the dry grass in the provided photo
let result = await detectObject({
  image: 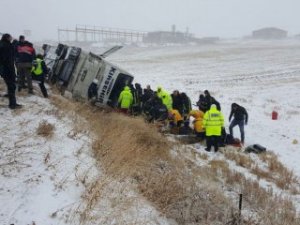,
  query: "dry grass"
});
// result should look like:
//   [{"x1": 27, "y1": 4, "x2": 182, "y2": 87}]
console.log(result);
[
  {"x1": 258, "y1": 152, "x2": 300, "y2": 193},
  {"x1": 224, "y1": 150, "x2": 254, "y2": 168},
  {"x1": 50, "y1": 94, "x2": 300, "y2": 225},
  {"x1": 36, "y1": 120, "x2": 55, "y2": 138},
  {"x1": 224, "y1": 150, "x2": 300, "y2": 194},
  {"x1": 50, "y1": 95, "x2": 239, "y2": 224}
]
